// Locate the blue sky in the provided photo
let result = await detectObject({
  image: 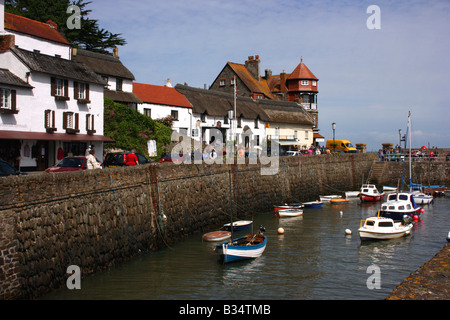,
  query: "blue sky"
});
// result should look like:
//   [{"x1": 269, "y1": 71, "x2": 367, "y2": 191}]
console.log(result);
[{"x1": 87, "y1": 0, "x2": 449, "y2": 152}]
